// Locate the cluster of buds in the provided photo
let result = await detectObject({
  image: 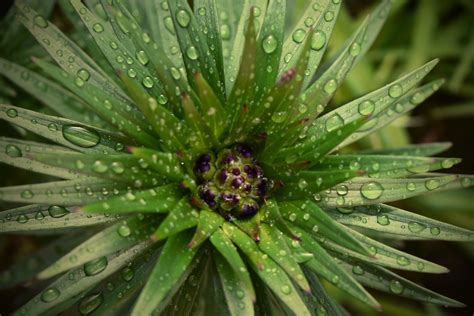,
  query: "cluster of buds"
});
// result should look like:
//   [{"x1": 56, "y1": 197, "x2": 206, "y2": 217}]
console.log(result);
[{"x1": 192, "y1": 144, "x2": 271, "y2": 220}]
